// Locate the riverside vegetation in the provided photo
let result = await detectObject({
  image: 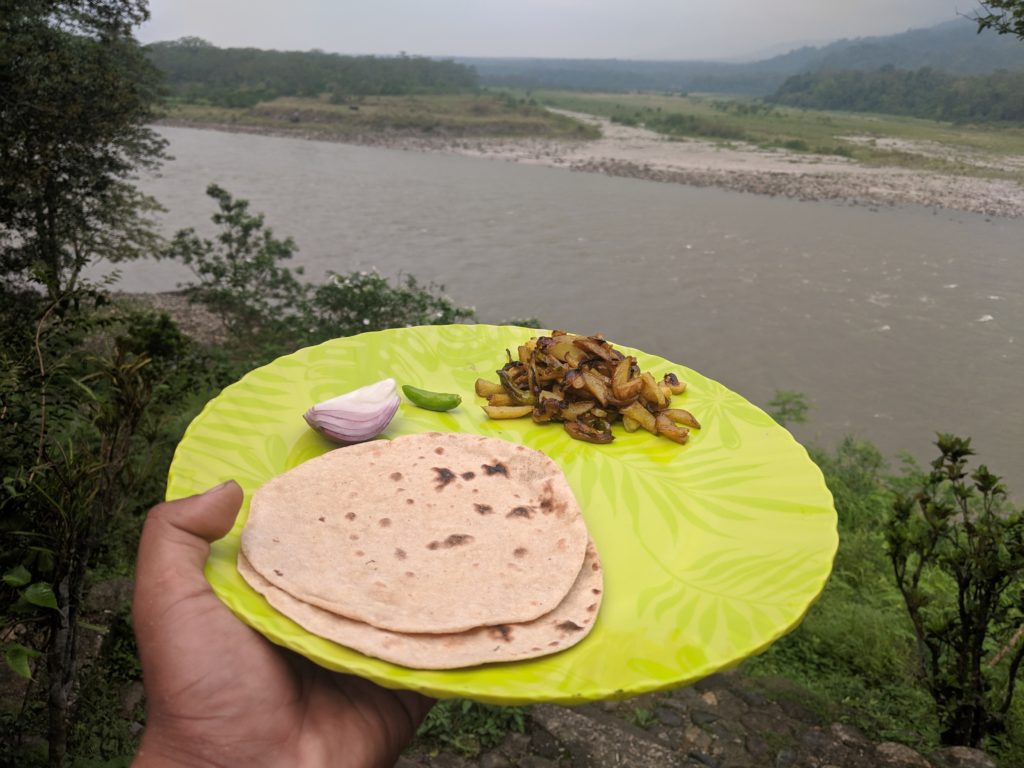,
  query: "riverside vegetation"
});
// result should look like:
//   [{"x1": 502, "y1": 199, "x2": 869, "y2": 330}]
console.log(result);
[
  {"x1": 532, "y1": 90, "x2": 1024, "y2": 183},
  {"x1": 3, "y1": 3, "x2": 1024, "y2": 767}
]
